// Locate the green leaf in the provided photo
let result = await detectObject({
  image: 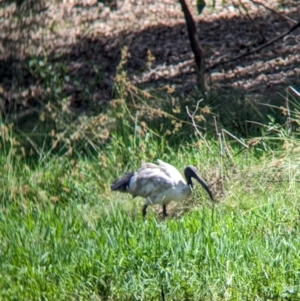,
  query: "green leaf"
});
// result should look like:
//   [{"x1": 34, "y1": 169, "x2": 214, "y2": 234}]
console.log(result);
[{"x1": 197, "y1": 0, "x2": 206, "y2": 14}]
